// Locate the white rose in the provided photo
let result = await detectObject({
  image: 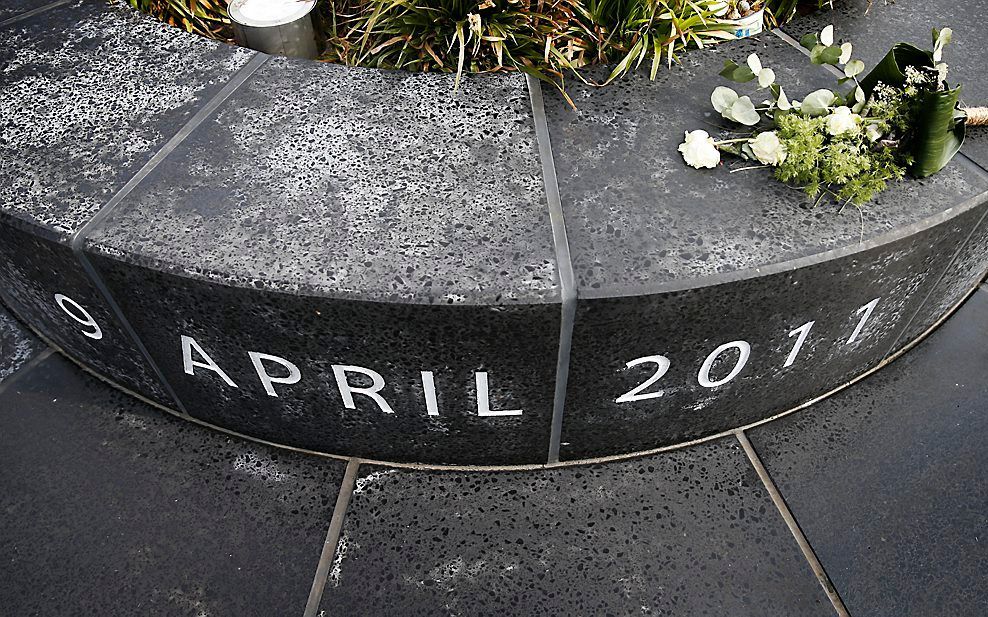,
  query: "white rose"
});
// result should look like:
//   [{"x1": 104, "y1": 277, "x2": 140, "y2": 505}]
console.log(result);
[
  {"x1": 825, "y1": 106, "x2": 860, "y2": 135},
  {"x1": 749, "y1": 131, "x2": 788, "y2": 166},
  {"x1": 678, "y1": 130, "x2": 720, "y2": 169}
]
